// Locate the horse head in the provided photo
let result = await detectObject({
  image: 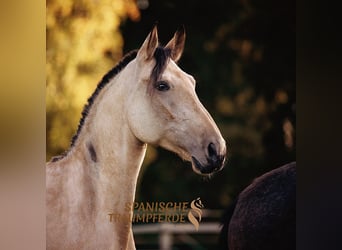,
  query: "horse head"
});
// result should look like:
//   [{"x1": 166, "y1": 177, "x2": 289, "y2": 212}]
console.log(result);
[{"x1": 126, "y1": 26, "x2": 227, "y2": 175}]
